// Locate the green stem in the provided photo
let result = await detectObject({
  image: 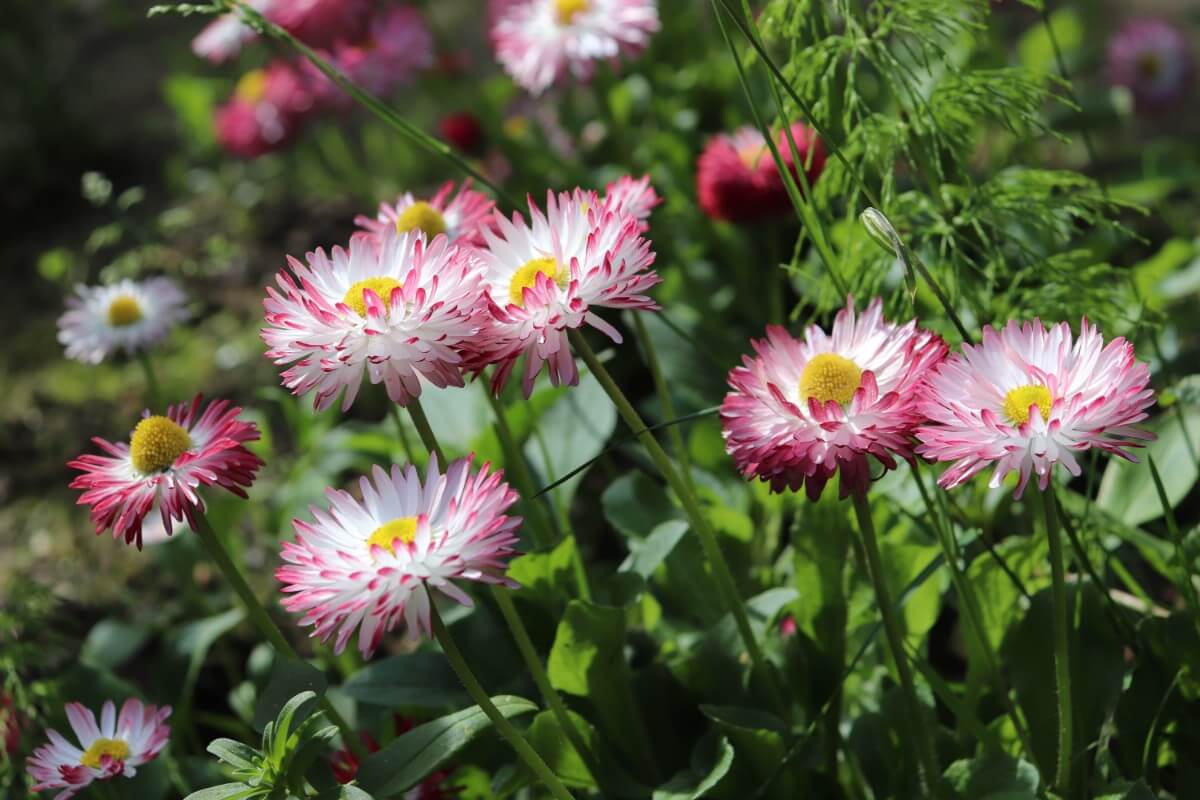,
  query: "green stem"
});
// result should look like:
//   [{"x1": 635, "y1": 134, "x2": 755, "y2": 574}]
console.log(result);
[
  {"x1": 490, "y1": 587, "x2": 602, "y2": 784},
  {"x1": 850, "y1": 493, "x2": 941, "y2": 796},
  {"x1": 407, "y1": 397, "x2": 446, "y2": 464},
  {"x1": 1041, "y1": 487, "x2": 1073, "y2": 794},
  {"x1": 631, "y1": 314, "x2": 691, "y2": 483},
  {"x1": 569, "y1": 329, "x2": 788, "y2": 712},
  {"x1": 191, "y1": 513, "x2": 367, "y2": 759},
  {"x1": 388, "y1": 402, "x2": 418, "y2": 466},
  {"x1": 137, "y1": 352, "x2": 161, "y2": 409},
  {"x1": 429, "y1": 597, "x2": 575, "y2": 800}
]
